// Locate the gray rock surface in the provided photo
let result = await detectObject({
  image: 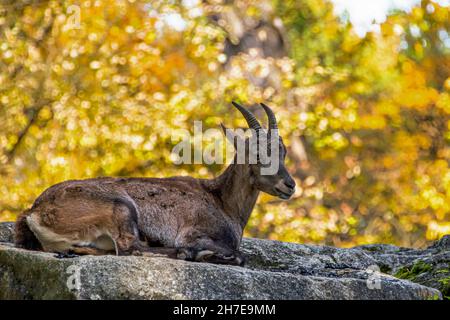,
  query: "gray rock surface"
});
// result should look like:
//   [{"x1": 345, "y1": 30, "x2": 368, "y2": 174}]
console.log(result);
[
  {"x1": 0, "y1": 222, "x2": 14, "y2": 243},
  {"x1": 0, "y1": 222, "x2": 446, "y2": 300}
]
